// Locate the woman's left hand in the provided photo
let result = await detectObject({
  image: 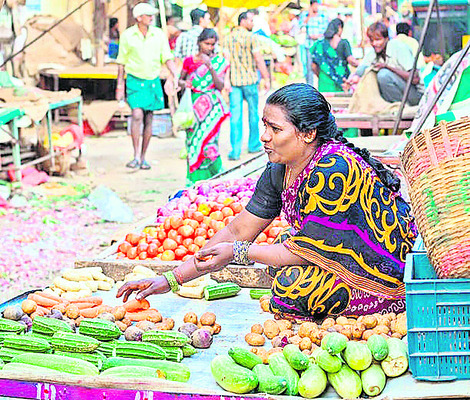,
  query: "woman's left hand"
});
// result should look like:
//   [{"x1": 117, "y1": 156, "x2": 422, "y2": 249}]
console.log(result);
[{"x1": 194, "y1": 242, "x2": 234, "y2": 273}]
